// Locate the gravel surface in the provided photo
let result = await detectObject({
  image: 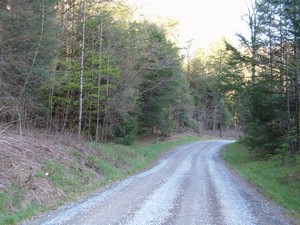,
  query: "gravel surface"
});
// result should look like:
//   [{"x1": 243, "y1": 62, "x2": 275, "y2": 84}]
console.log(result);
[{"x1": 22, "y1": 140, "x2": 293, "y2": 225}]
